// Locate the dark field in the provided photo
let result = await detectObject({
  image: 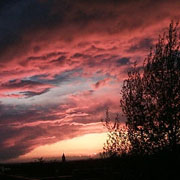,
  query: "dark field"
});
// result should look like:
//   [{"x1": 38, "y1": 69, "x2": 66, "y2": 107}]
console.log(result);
[{"x1": 0, "y1": 152, "x2": 179, "y2": 180}]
